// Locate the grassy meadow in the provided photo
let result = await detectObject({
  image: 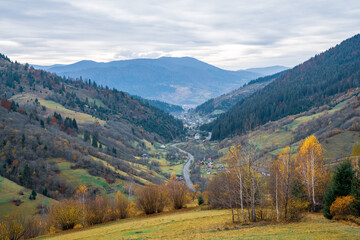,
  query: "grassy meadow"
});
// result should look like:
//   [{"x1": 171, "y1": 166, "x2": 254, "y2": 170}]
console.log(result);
[
  {"x1": 39, "y1": 208, "x2": 360, "y2": 240},
  {"x1": 10, "y1": 93, "x2": 105, "y2": 125},
  {"x1": 0, "y1": 176, "x2": 56, "y2": 217}
]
